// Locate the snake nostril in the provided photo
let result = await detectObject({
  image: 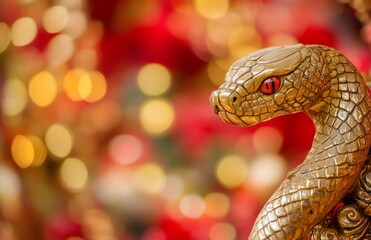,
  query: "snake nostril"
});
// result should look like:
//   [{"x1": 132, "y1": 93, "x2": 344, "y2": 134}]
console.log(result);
[
  {"x1": 232, "y1": 96, "x2": 238, "y2": 103},
  {"x1": 214, "y1": 105, "x2": 220, "y2": 114},
  {"x1": 210, "y1": 91, "x2": 221, "y2": 115}
]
